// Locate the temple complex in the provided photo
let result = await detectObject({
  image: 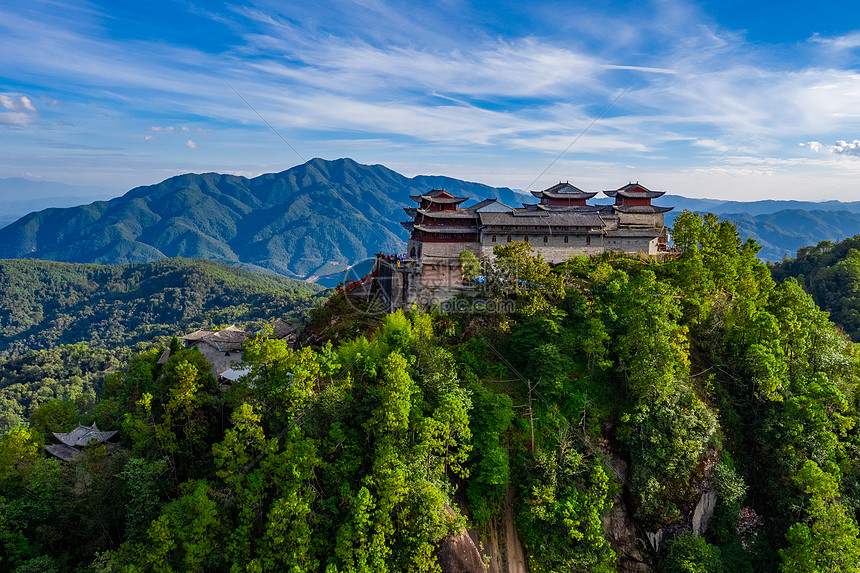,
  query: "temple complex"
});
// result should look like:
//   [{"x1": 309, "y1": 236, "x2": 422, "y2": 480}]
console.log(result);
[{"x1": 366, "y1": 181, "x2": 673, "y2": 310}]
